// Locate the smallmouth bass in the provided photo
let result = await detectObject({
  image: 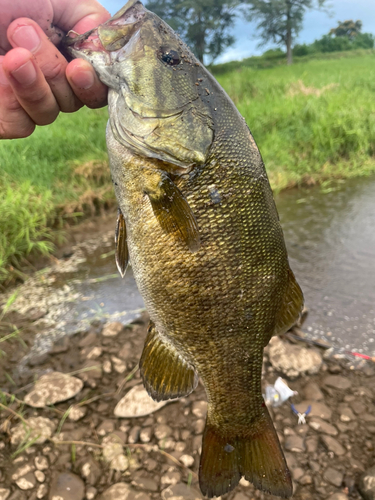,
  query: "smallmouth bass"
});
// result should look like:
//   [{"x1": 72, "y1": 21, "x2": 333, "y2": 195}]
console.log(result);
[{"x1": 65, "y1": 1, "x2": 304, "y2": 497}]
